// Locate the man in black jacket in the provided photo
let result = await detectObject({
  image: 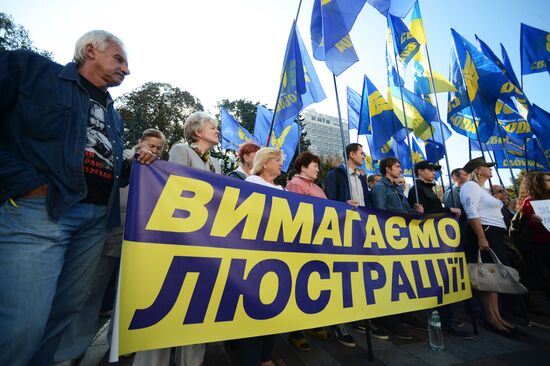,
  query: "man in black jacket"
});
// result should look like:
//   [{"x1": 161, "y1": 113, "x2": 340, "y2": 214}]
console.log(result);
[{"x1": 407, "y1": 161, "x2": 472, "y2": 340}]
